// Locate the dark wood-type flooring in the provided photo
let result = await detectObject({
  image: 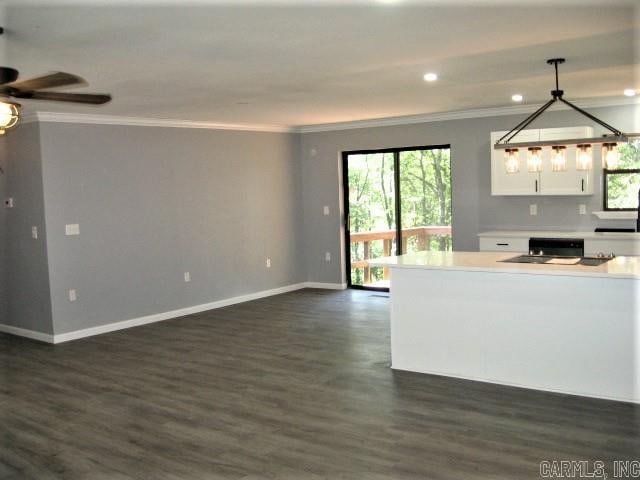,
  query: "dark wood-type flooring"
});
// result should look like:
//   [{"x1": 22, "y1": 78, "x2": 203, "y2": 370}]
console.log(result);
[{"x1": 1, "y1": 289, "x2": 638, "y2": 479}]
